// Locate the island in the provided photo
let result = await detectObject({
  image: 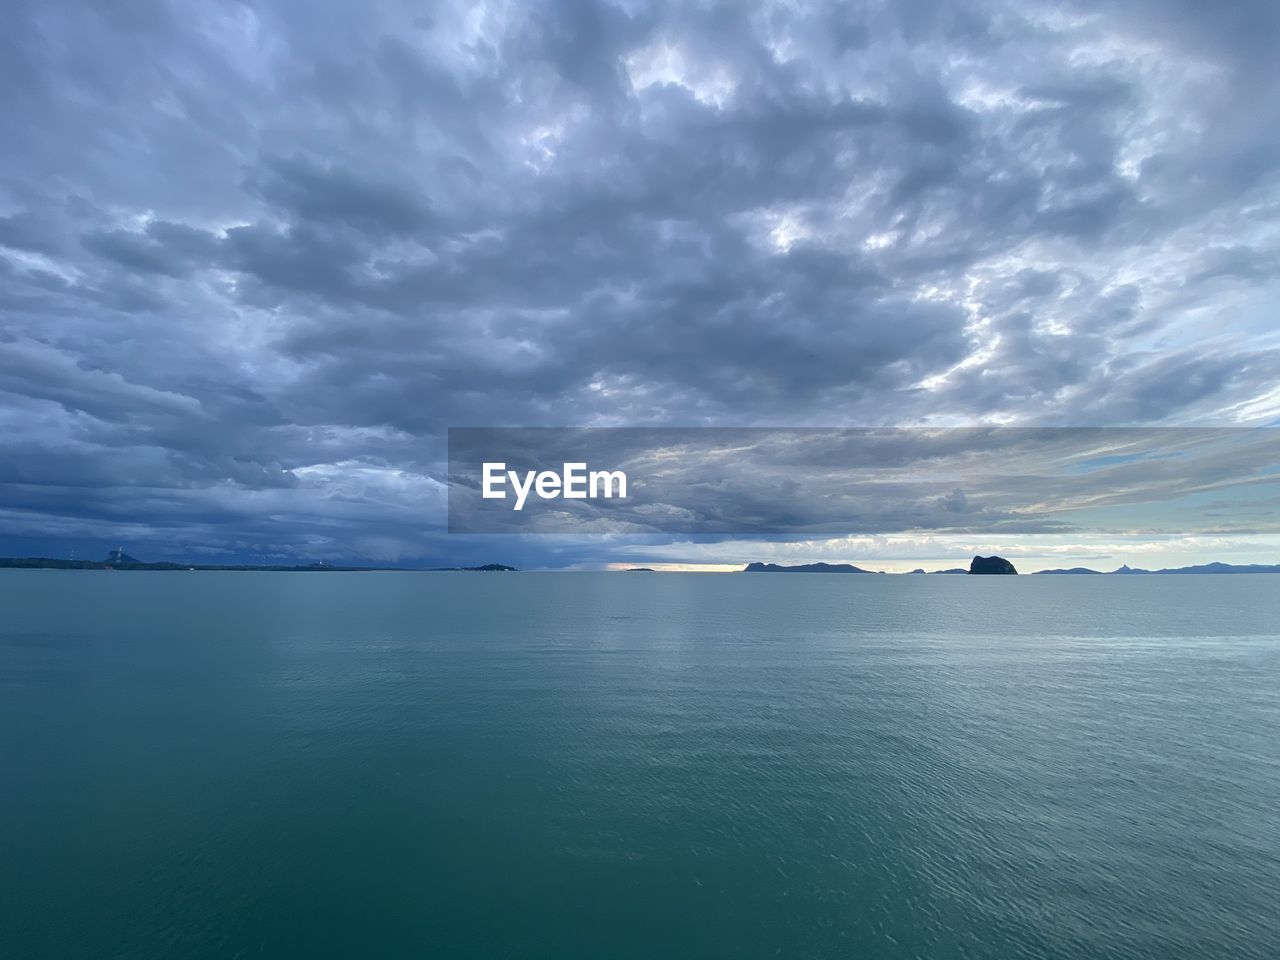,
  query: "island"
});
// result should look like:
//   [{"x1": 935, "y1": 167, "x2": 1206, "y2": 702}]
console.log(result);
[{"x1": 968, "y1": 556, "x2": 1018, "y2": 575}]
